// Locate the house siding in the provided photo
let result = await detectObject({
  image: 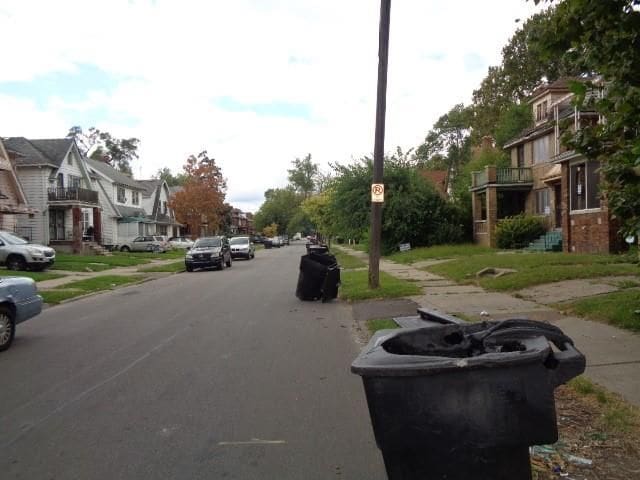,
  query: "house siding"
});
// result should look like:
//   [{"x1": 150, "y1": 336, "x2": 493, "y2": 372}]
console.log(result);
[
  {"x1": 92, "y1": 178, "x2": 118, "y2": 246},
  {"x1": 16, "y1": 166, "x2": 50, "y2": 244}
]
